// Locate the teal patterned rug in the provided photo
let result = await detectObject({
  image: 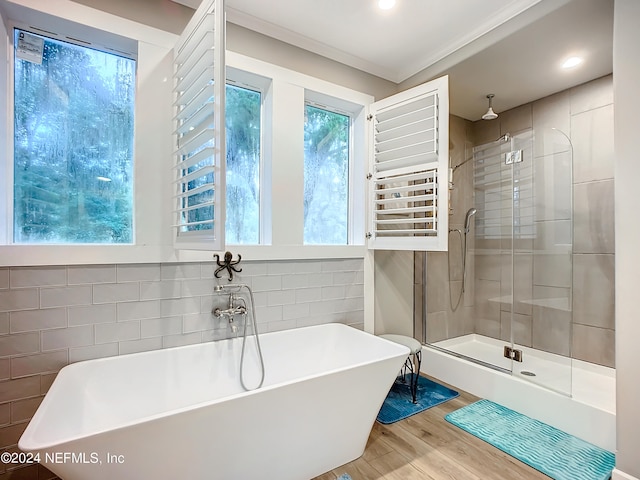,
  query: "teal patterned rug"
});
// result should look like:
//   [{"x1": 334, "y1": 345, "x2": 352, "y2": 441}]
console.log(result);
[
  {"x1": 377, "y1": 375, "x2": 459, "y2": 424},
  {"x1": 445, "y1": 399, "x2": 615, "y2": 480}
]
